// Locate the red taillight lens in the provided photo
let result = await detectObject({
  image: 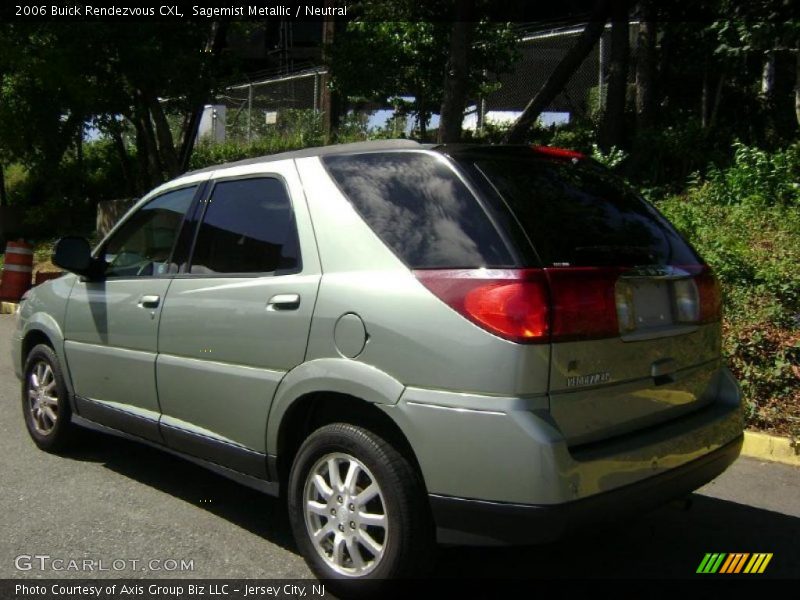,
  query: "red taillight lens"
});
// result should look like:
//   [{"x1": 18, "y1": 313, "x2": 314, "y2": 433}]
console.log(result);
[
  {"x1": 547, "y1": 267, "x2": 623, "y2": 341},
  {"x1": 413, "y1": 269, "x2": 550, "y2": 343},
  {"x1": 695, "y1": 267, "x2": 722, "y2": 323},
  {"x1": 463, "y1": 279, "x2": 549, "y2": 341}
]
